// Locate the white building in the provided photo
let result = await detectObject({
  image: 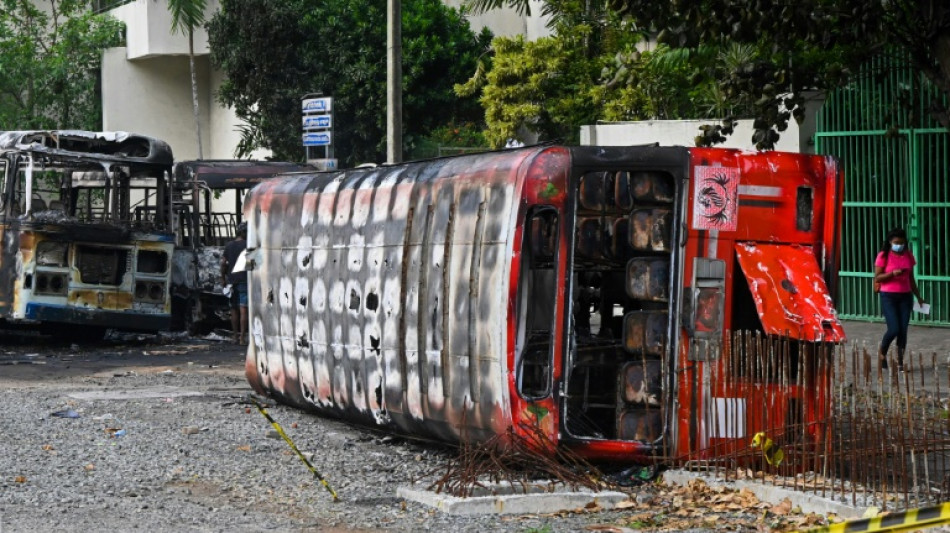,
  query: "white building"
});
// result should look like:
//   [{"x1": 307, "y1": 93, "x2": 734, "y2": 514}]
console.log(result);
[{"x1": 100, "y1": 0, "x2": 547, "y2": 161}]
